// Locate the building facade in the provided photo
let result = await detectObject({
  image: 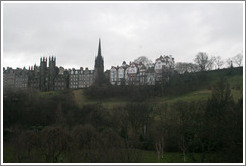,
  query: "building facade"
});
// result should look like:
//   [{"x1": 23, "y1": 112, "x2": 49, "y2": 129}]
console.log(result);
[
  {"x1": 14, "y1": 68, "x2": 28, "y2": 89},
  {"x1": 3, "y1": 56, "x2": 69, "y2": 92},
  {"x1": 109, "y1": 55, "x2": 175, "y2": 86},
  {"x1": 69, "y1": 67, "x2": 95, "y2": 89},
  {"x1": 3, "y1": 39, "x2": 106, "y2": 91},
  {"x1": 3, "y1": 40, "x2": 175, "y2": 91},
  {"x1": 3, "y1": 67, "x2": 16, "y2": 91}
]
